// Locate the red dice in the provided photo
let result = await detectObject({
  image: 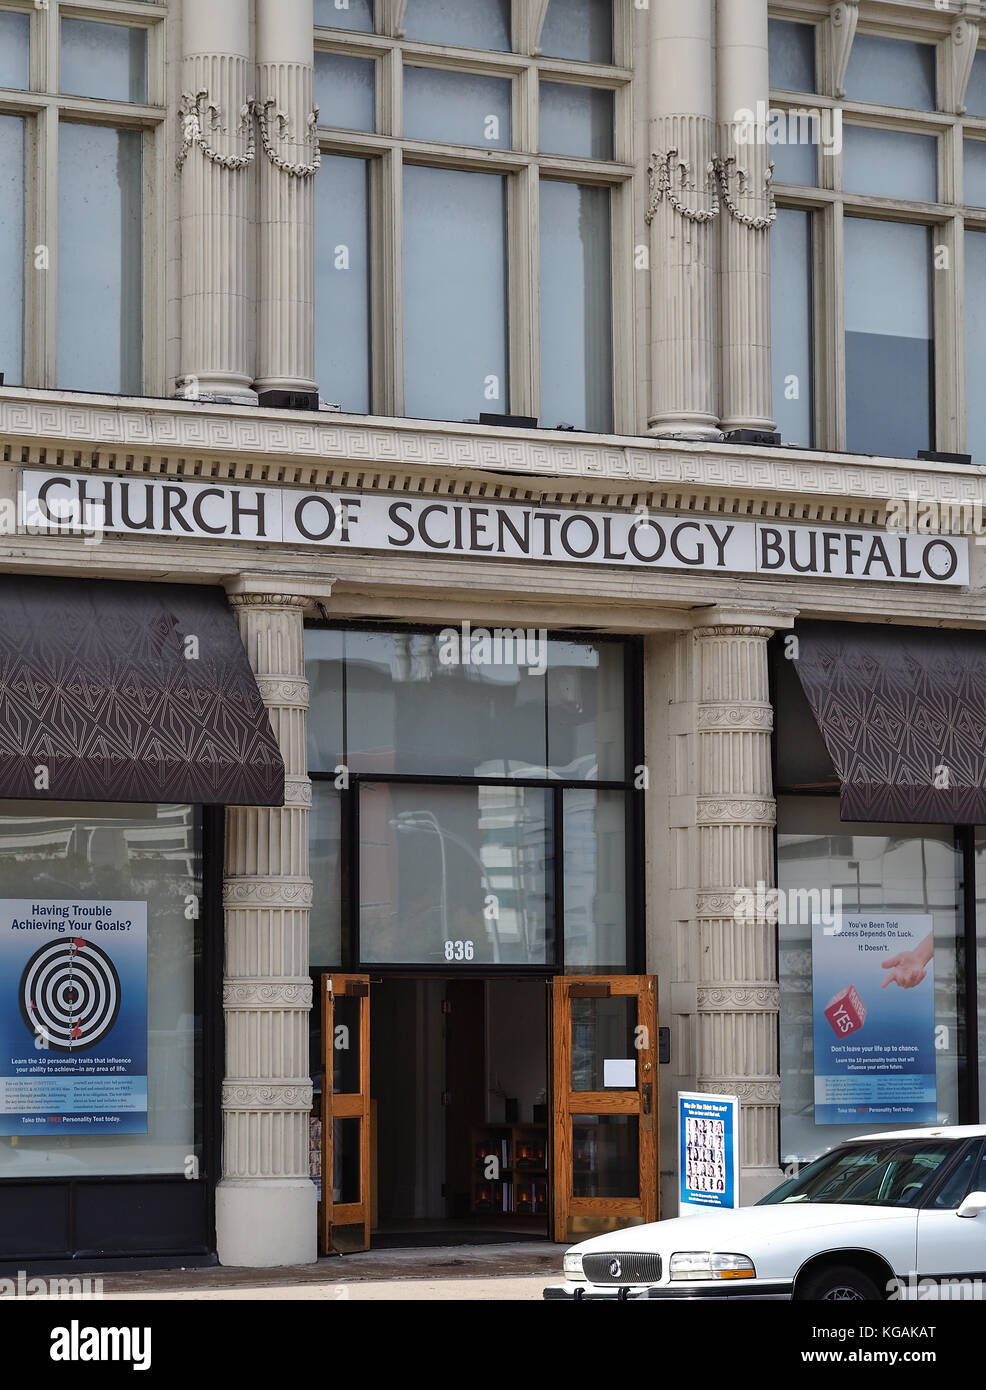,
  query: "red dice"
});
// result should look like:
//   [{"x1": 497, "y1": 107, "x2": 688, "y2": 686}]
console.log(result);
[{"x1": 825, "y1": 985, "x2": 866, "y2": 1037}]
